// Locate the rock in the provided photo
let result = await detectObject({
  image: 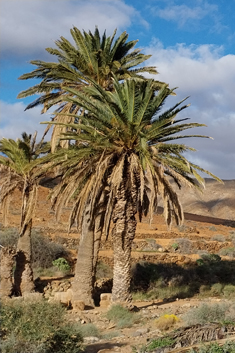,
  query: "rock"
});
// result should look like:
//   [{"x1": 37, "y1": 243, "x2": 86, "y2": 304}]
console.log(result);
[
  {"x1": 135, "y1": 328, "x2": 149, "y2": 335},
  {"x1": 97, "y1": 347, "x2": 120, "y2": 353},
  {"x1": 22, "y1": 292, "x2": 43, "y2": 301},
  {"x1": 100, "y1": 293, "x2": 112, "y2": 301},
  {"x1": 100, "y1": 293, "x2": 112, "y2": 308},
  {"x1": 53, "y1": 288, "x2": 73, "y2": 307},
  {"x1": 83, "y1": 336, "x2": 99, "y2": 343},
  {"x1": 72, "y1": 299, "x2": 85, "y2": 311}
]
